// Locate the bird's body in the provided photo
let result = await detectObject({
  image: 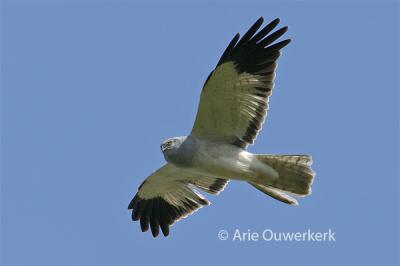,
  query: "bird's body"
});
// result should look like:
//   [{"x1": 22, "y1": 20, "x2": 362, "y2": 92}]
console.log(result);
[
  {"x1": 163, "y1": 136, "x2": 278, "y2": 184},
  {"x1": 128, "y1": 17, "x2": 315, "y2": 237}
]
